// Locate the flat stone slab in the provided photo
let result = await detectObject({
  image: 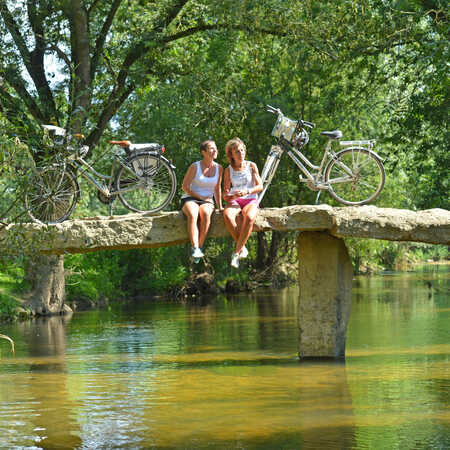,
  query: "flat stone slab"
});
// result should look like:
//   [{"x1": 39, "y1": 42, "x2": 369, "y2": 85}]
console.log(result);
[{"x1": 1, "y1": 205, "x2": 449, "y2": 254}]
